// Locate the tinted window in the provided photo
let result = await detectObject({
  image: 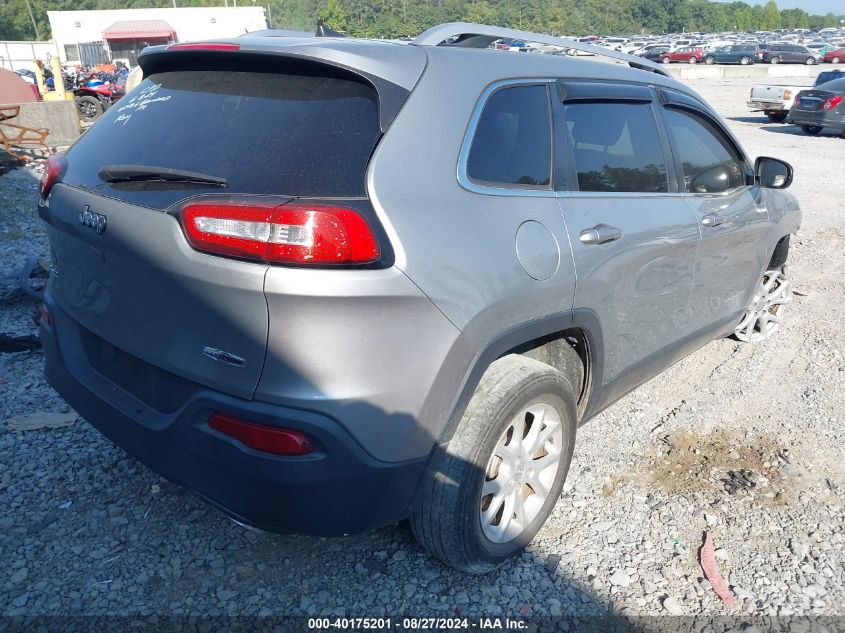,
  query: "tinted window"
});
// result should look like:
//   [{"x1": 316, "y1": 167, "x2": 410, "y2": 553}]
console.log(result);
[
  {"x1": 818, "y1": 77, "x2": 845, "y2": 90},
  {"x1": 663, "y1": 108, "x2": 745, "y2": 194},
  {"x1": 63, "y1": 70, "x2": 381, "y2": 209},
  {"x1": 467, "y1": 85, "x2": 552, "y2": 188},
  {"x1": 562, "y1": 102, "x2": 668, "y2": 193}
]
